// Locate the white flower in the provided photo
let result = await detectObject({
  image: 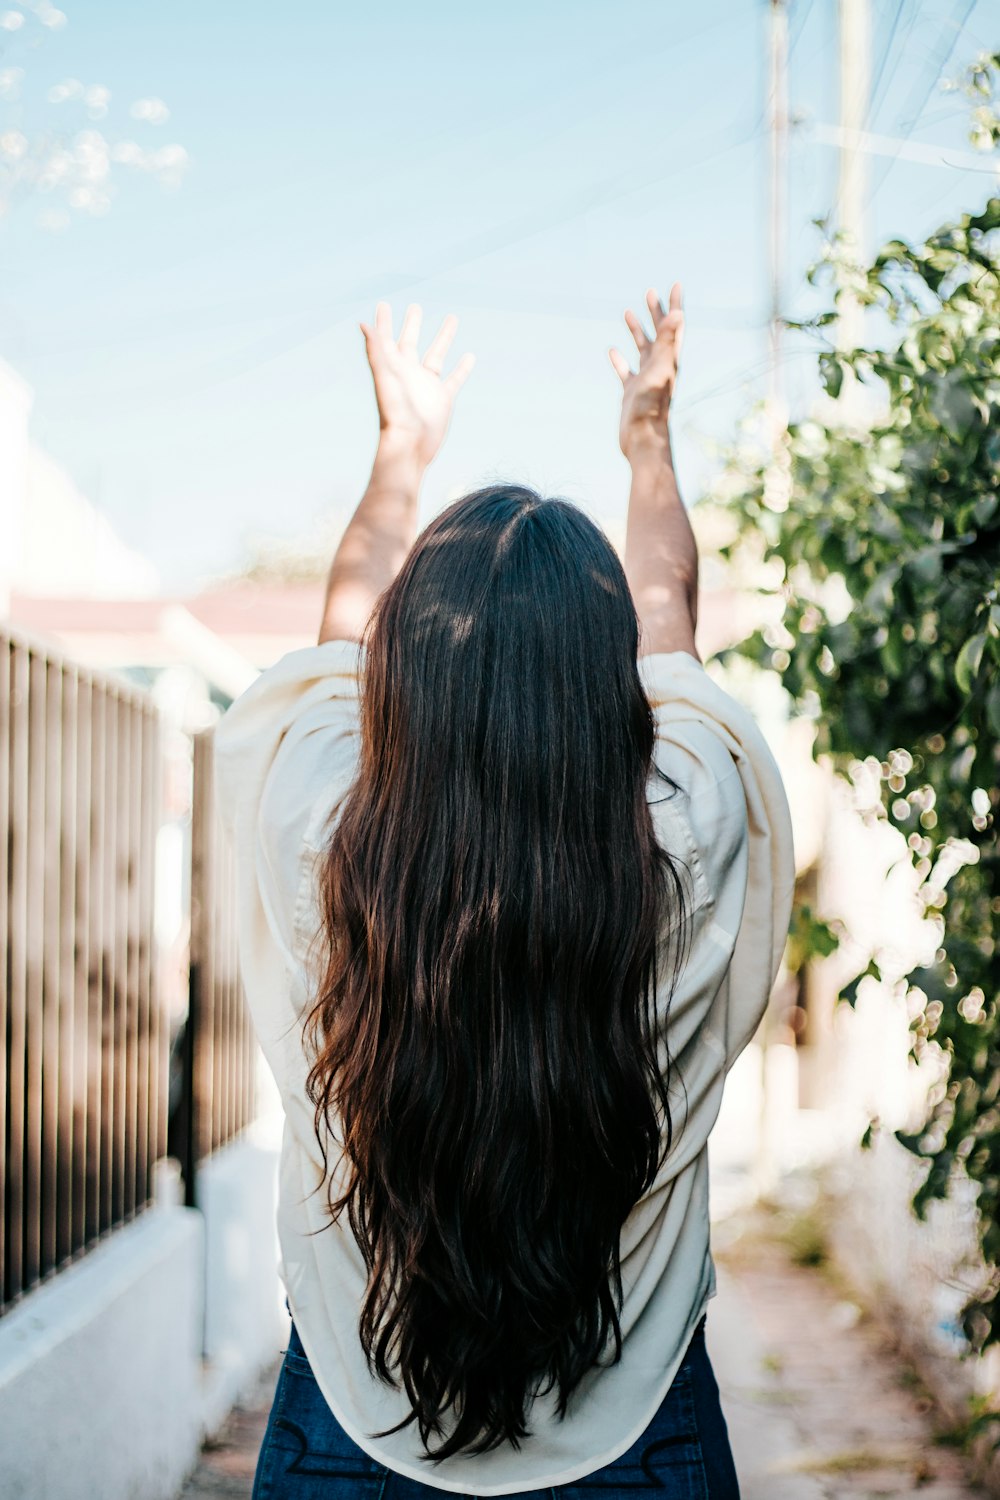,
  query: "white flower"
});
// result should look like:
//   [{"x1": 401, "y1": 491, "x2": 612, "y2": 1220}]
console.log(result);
[
  {"x1": 0, "y1": 129, "x2": 28, "y2": 159},
  {"x1": 150, "y1": 143, "x2": 189, "y2": 185},
  {"x1": 37, "y1": 2, "x2": 67, "y2": 28},
  {"x1": 111, "y1": 140, "x2": 145, "y2": 166},
  {"x1": 73, "y1": 129, "x2": 111, "y2": 180},
  {"x1": 152, "y1": 143, "x2": 187, "y2": 170},
  {"x1": 0, "y1": 66, "x2": 24, "y2": 100},
  {"x1": 130, "y1": 97, "x2": 170, "y2": 125},
  {"x1": 48, "y1": 78, "x2": 84, "y2": 104},
  {"x1": 37, "y1": 145, "x2": 72, "y2": 187},
  {"x1": 84, "y1": 84, "x2": 111, "y2": 119}
]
